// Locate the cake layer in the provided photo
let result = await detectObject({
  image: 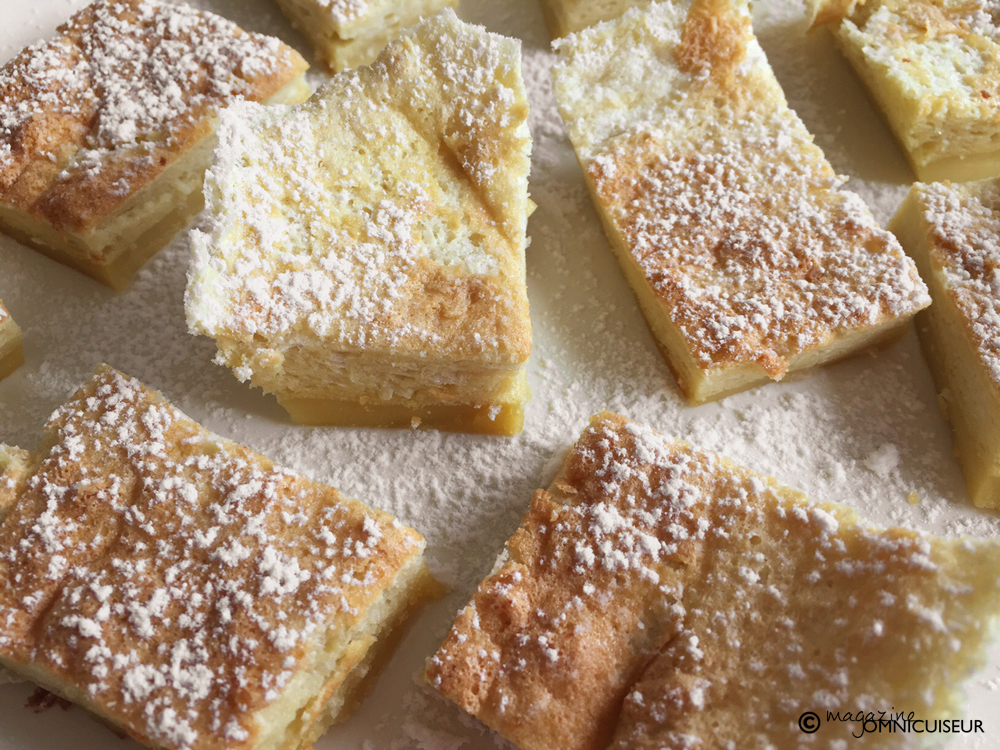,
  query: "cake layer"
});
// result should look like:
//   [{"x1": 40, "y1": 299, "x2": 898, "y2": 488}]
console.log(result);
[
  {"x1": 275, "y1": 0, "x2": 457, "y2": 72},
  {"x1": 890, "y1": 178, "x2": 1000, "y2": 508}
]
